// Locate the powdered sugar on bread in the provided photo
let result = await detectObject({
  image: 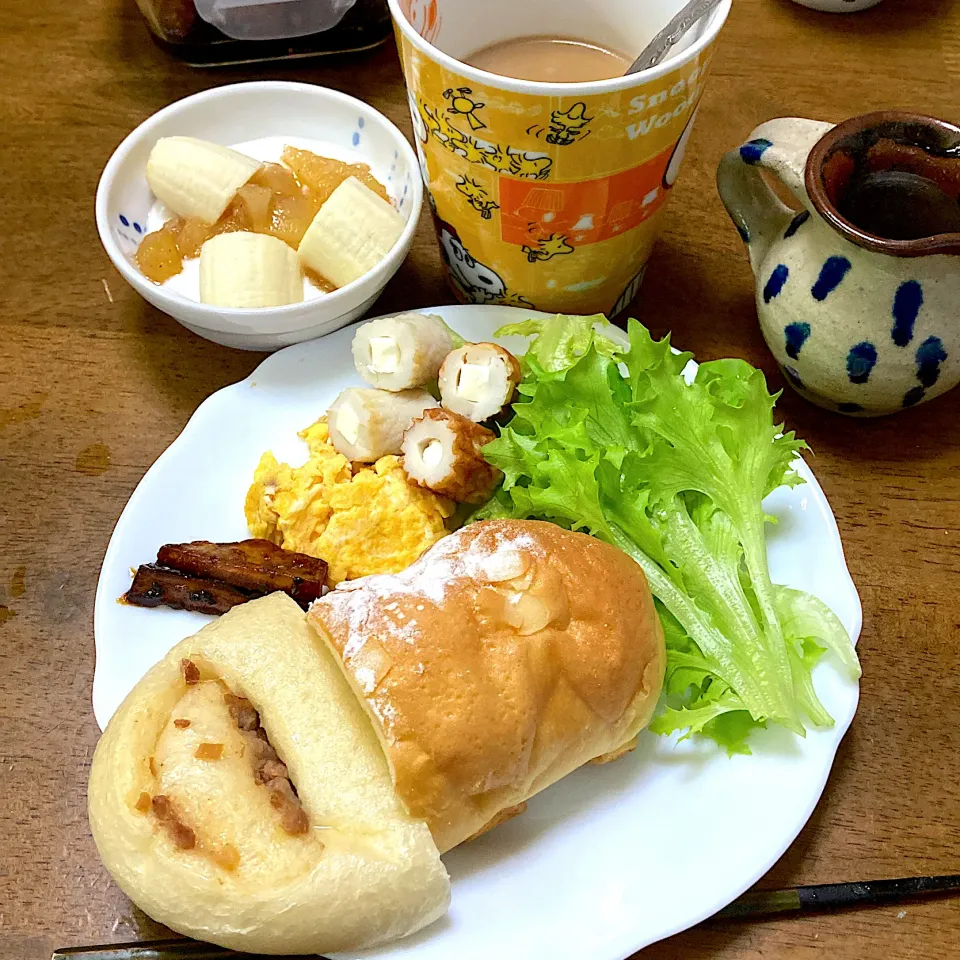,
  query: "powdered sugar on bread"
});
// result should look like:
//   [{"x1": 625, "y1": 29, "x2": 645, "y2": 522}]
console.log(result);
[
  {"x1": 329, "y1": 524, "x2": 545, "y2": 657},
  {"x1": 308, "y1": 520, "x2": 665, "y2": 853}
]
